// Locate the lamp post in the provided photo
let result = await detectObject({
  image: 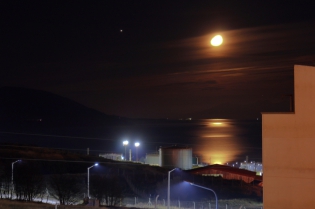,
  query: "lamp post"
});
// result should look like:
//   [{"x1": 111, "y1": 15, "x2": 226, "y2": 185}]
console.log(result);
[
  {"x1": 12, "y1": 160, "x2": 20, "y2": 184},
  {"x1": 134, "y1": 142, "x2": 140, "y2": 161},
  {"x1": 189, "y1": 182, "x2": 218, "y2": 209},
  {"x1": 87, "y1": 163, "x2": 98, "y2": 198},
  {"x1": 167, "y1": 168, "x2": 177, "y2": 209},
  {"x1": 123, "y1": 140, "x2": 129, "y2": 161}
]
